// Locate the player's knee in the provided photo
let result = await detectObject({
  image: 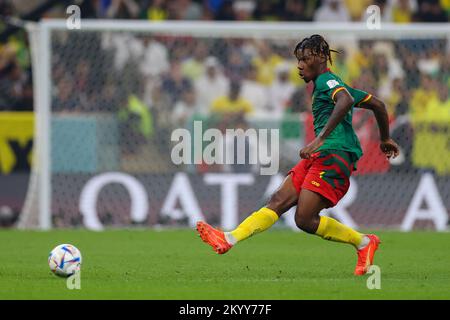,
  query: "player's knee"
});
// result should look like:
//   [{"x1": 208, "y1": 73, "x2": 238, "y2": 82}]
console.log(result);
[{"x1": 294, "y1": 214, "x2": 319, "y2": 234}]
